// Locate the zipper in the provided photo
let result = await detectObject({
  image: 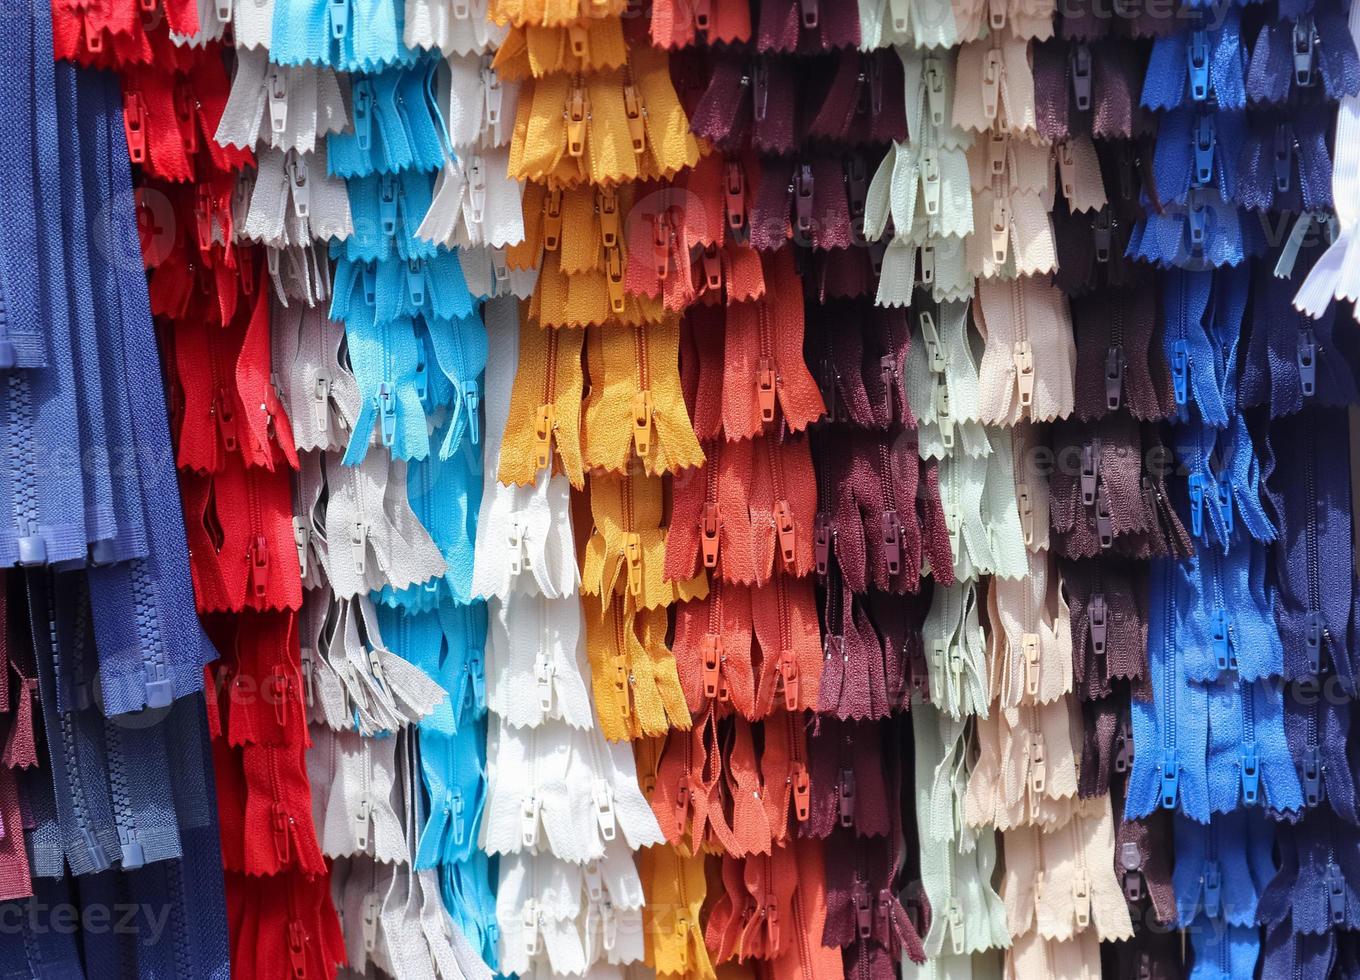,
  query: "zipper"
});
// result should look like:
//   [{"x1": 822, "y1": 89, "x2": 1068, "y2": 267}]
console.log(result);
[
  {"x1": 1303, "y1": 425, "x2": 1325, "y2": 676},
  {"x1": 703, "y1": 580, "x2": 725, "y2": 701},
  {"x1": 521, "y1": 726, "x2": 542, "y2": 851},
  {"x1": 267, "y1": 745, "x2": 293, "y2": 871},
  {"x1": 622, "y1": 476, "x2": 641, "y2": 599},
  {"x1": 854, "y1": 847, "x2": 871, "y2": 980},
  {"x1": 774, "y1": 573, "x2": 798, "y2": 711},
  {"x1": 633, "y1": 327, "x2": 654, "y2": 459},
  {"x1": 1160, "y1": 567, "x2": 1180, "y2": 809},
  {"x1": 1239, "y1": 678, "x2": 1258, "y2": 806},
  {"x1": 1106, "y1": 296, "x2": 1125, "y2": 412},
  {"x1": 612, "y1": 593, "x2": 633, "y2": 727},
  {"x1": 1072, "y1": 818, "x2": 1091, "y2": 932},
  {"x1": 1327, "y1": 821, "x2": 1347, "y2": 928},
  {"x1": 786, "y1": 709, "x2": 809, "y2": 823},
  {"x1": 536, "y1": 329, "x2": 559, "y2": 472},
  {"x1": 1170, "y1": 274, "x2": 1190, "y2": 407},
  {"x1": 1009, "y1": 274, "x2": 1033, "y2": 415},
  {"x1": 880, "y1": 315, "x2": 901, "y2": 423},
  {"x1": 756, "y1": 303, "x2": 777, "y2": 424},
  {"x1": 701, "y1": 442, "x2": 721, "y2": 570},
  {"x1": 52, "y1": 585, "x2": 106, "y2": 871},
  {"x1": 875, "y1": 444, "x2": 902, "y2": 577},
  {"x1": 675, "y1": 848, "x2": 692, "y2": 969},
  {"x1": 766, "y1": 438, "x2": 796, "y2": 572},
  {"x1": 784, "y1": 853, "x2": 814, "y2": 977},
  {"x1": 1297, "y1": 311, "x2": 1318, "y2": 398},
  {"x1": 162, "y1": 854, "x2": 193, "y2": 975},
  {"x1": 1020, "y1": 554, "x2": 1039, "y2": 702}
]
